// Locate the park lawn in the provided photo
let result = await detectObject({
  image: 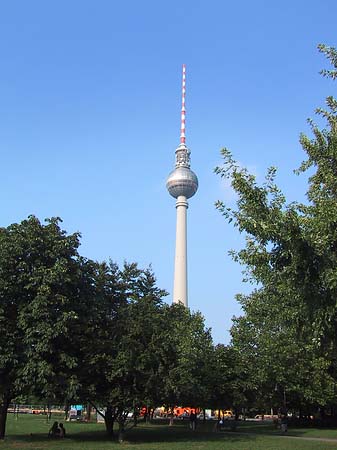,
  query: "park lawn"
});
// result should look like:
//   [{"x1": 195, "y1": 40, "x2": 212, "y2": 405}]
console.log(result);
[
  {"x1": 0, "y1": 415, "x2": 337, "y2": 450},
  {"x1": 238, "y1": 419, "x2": 337, "y2": 439}
]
